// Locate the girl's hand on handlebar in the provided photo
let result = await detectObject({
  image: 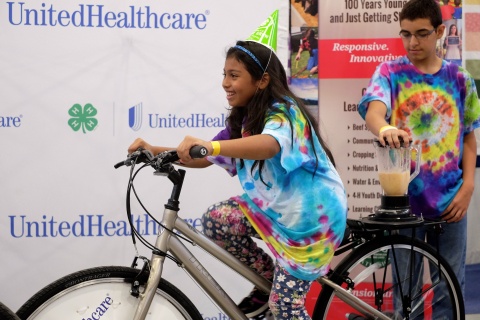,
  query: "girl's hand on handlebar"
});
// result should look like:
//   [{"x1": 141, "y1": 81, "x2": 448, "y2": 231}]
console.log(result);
[
  {"x1": 177, "y1": 136, "x2": 211, "y2": 163},
  {"x1": 128, "y1": 138, "x2": 153, "y2": 154}
]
